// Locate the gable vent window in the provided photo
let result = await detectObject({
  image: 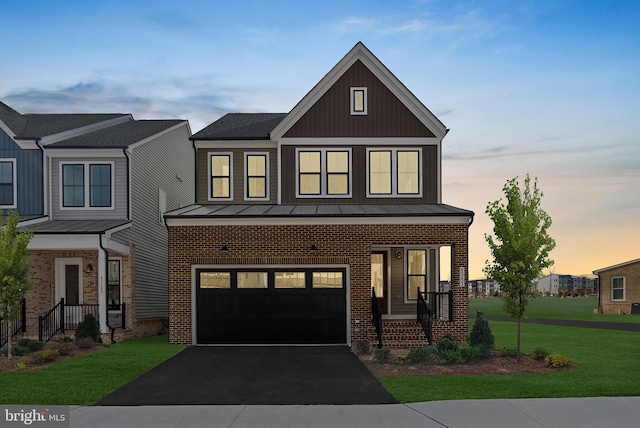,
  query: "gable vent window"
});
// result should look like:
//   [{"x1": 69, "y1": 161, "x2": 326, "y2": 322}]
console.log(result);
[{"x1": 350, "y1": 87, "x2": 367, "y2": 115}]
